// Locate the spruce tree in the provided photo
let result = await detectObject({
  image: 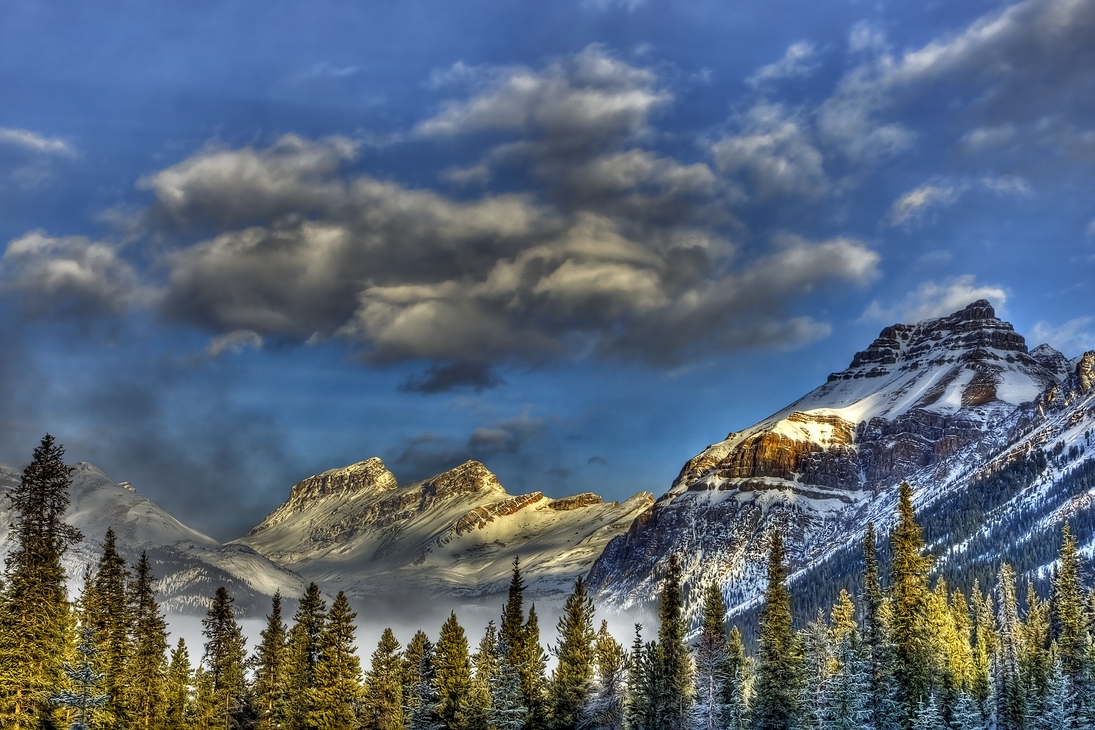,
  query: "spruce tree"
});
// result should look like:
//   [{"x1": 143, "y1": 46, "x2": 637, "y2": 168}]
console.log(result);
[
  {"x1": 435, "y1": 611, "x2": 473, "y2": 730},
  {"x1": 861, "y1": 523, "x2": 902, "y2": 730},
  {"x1": 799, "y1": 612, "x2": 834, "y2": 730},
  {"x1": 587, "y1": 621, "x2": 626, "y2": 730},
  {"x1": 1021, "y1": 583, "x2": 1051, "y2": 708},
  {"x1": 912, "y1": 694, "x2": 944, "y2": 730},
  {"x1": 653, "y1": 554, "x2": 692, "y2": 729},
  {"x1": 1034, "y1": 659, "x2": 1067, "y2": 730},
  {"x1": 625, "y1": 625, "x2": 653, "y2": 730},
  {"x1": 286, "y1": 582, "x2": 327, "y2": 730},
  {"x1": 693, "y1": 582, "x2": 730, "y2": 730},
  {"x1": 522, "y1": 605, "x2": 549, "y2": 730},
  {"x1": 467, "y1": 621, "x2": 497, "y2": 730},
  {"x1": 252, "y1": 591, "x2": 288, "y2": 730},
  {"x1": 996, "y1": 564, "x2": 1027, "y2": 730},
  {"x1": 52, "y1": 626, "x2": 109, "y2": 730},
  {"x1": 970, "y1": 582, "x2": 996, "y2": 708},
  {"x1": 950, "y1": 690, "x2": 984, "y2": 730},
  {"x1": 1053, "y1": 526, "x2": 1086, "y2": 681},
  {"x1": 549, "y1": 577, "x2": 597, "y2": 730},
  {"x1": 890, "y1": 482, "x2": 933, "y2": 715},
  {"x1": 724, "y1": 627, "x2": 749, "y2": 730},
  {"x1": 403, "y1": 631, "x2": 434, "y2": 724},
  {"x1": 164, "y1": 639, "x2": 193, "y2": 730},
  {"x1": 828, "y1": 631, "x2": 871, "y2": 730},
  {"x1": 501, "y1": 557, "x2": 526, "y2": 666},
  {"x1": 364, "y1": 627, "x2": 405, "y2": 730},
  {"x1": 126, "y1": 551, "x2": 168, "y2": 730},
  {"x1": 193, "y1": 665, "x2": 218, "y2": 730},
  {"x1": 0, "y1": 434, "x2": 82, "y2": 729},
  {"x1": 86, "y1": 527, "x2": 133, "y2": 728},
  {"x1": 201, "y1": 586, "x2": 248, "y2": 729},
  {"x1": 488, "y1": 639, "x2": 526, "y2": 730},
  {"x1": 751, "y1": 531, "x2": 801, "y2": 730},
  {"x1": 310, "y1": 591, "x2": 363, "y2": 730}
]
